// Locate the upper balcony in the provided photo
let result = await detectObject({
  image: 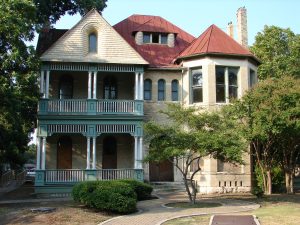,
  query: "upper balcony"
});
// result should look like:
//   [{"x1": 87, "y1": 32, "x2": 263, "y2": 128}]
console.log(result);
[
  {"x1": 38, "y1": 63, "x2": 144, "y2": 117},
  {"x1": 38, "y1": 99, "x2": 143, "y2": 116}
]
